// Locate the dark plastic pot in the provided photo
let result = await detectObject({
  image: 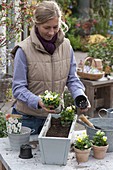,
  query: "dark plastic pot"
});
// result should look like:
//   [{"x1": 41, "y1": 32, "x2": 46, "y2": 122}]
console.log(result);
[{"x1": 19, "y1": 144, "x2": 33, "y2": 159}]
